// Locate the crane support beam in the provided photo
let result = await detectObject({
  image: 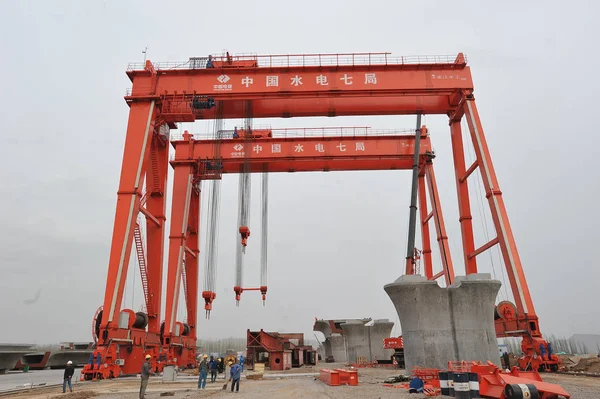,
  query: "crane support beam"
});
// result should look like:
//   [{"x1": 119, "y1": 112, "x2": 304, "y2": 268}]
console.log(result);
[
  {"x1": 142, "y1": 134, "x2": 169, "y2": 332},
  {"x1": 423, "y1": 161, "x2": 455, "y2": 285},
  {"x1": 462, "y1": 97, "x2": 537, "y2": 322},
  {"x1": 125, "y1": 53, "x2": 472, "y2": 119},
  {"x1": 450, "y1": 120, "x2": 477, "y2": 275},
  {"x1": 184, "y1": 245, "x2": 197, "y2": 258},
  {"x1": 184, "y1": 187, "x2": 200, "y2": 343},
  {"x1": 101, "y1": 101, "x2": 156, "y2": 329},
  {"x1": 418, "y1": 174, "x2": 433, "y2": 279},
  {"x1": 159, "y1": 97, "x2": 456, "y2": 120},
  {"x1": 139, "y1": 206, "x2": 161, "y2": 227},
  {"x1": 468, "y1": 237, "x2": 499, "y2": 260},
  {"x1": 164, "y1": 164, "x2": 194, "y2": 338},
  {"x1": 171, "y1": 134, "x2": 432, "y2": 173}
]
